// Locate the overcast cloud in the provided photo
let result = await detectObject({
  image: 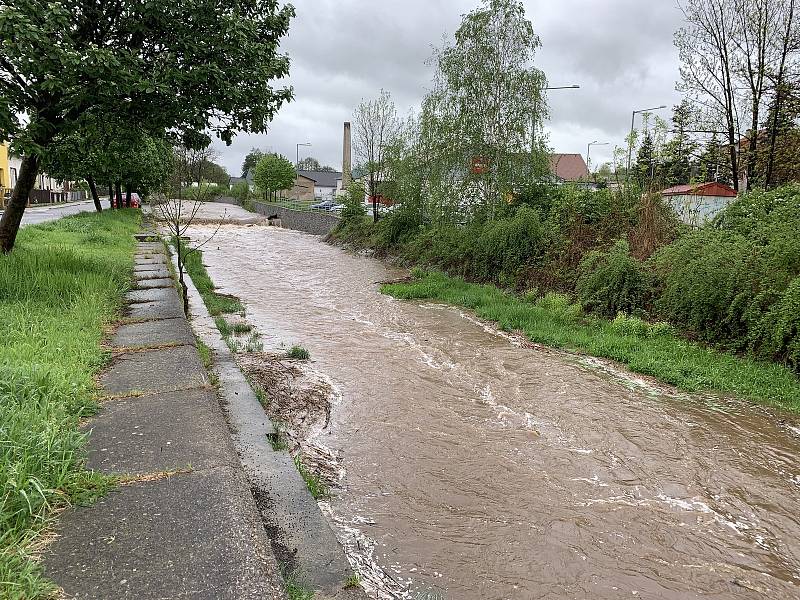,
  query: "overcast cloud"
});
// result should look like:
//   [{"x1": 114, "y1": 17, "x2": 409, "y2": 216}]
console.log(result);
[{"x1": 214, "y1": 0, "x2": 686, "y2": 177}]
